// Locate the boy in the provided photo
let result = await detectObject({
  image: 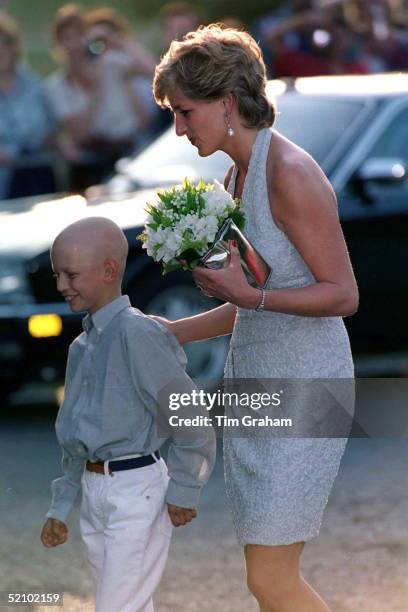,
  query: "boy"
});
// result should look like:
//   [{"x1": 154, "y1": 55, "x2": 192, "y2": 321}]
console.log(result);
[{"x1": 40, "y1": 217, "x2": 216, "y2": 612}]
